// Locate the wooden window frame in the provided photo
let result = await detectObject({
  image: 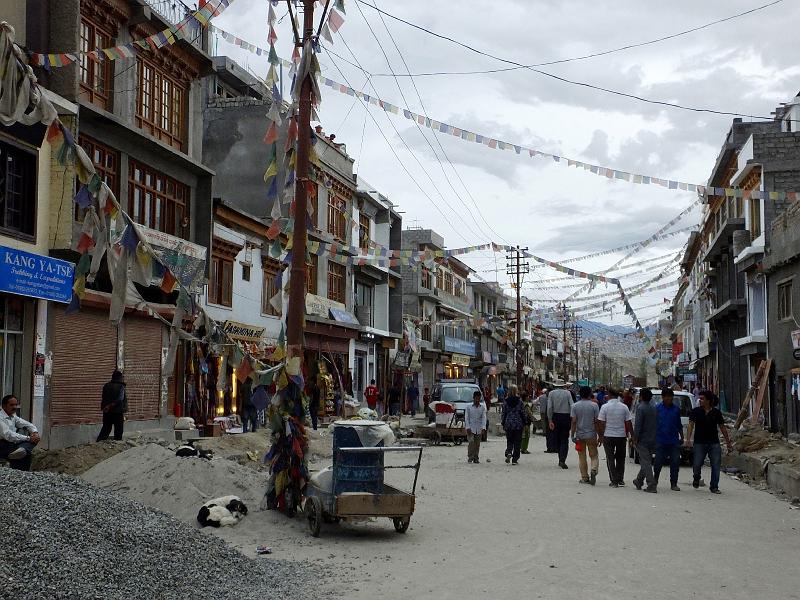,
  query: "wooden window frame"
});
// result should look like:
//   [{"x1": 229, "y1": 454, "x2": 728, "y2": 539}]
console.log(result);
[
  {"x1": 444, "y1": 271, "x2": 454, "y2": 295},
  {"x1": 128, "y1": 159, "x2": 189, "y2": 238},
  {"x1": 358, "y1": 213, "x2": 370, "y2": 250},
  {"x1": 79, "y1": 17, "x2": 114, "y2": 110},
  {"x1": 421, "y1": 266, "x2": 432, "y2": 289},
  {"x1": 0, "y1": 138, "x2": 37, "y2": 241},
  {"x1": 261, "y1": 256, "x2": 281, "y2": 316},
  {"x1": 436, "y1": 268, "x2": 444, "y2": 291},
  {"x1": 327, "y1": 260, "x2": 346, "y2": 304},
  {"x1": 136, "y1": 57, "x2": 187, "y2": 151},
  {"x1": 778, "y1": 280, "x2": 793, "y2": 321},
  {"x1": 306, "y1": 254, "x2": 318, "y2": 295},
  {"x1": 75, "y1": 135, "x2": 119, "y2": 221},
  {"x1": 327, "y1": 194, "x2": 347, "y2": 242}
]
